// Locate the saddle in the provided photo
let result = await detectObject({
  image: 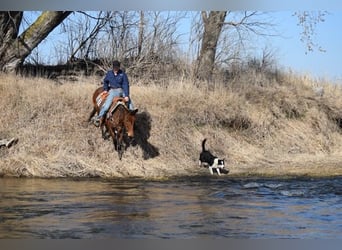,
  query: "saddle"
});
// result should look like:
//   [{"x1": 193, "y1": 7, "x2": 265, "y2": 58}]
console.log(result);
[{"x1": 107, "y1": 97, "x2": 128, "y2": 117}]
